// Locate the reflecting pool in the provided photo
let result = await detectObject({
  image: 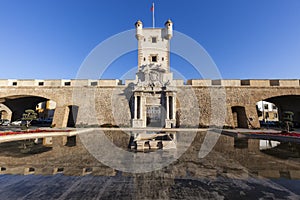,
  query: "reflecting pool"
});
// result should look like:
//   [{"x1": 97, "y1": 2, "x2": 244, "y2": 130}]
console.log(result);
[{"x1": 0, "y1": 130, "x2": 299, "y2": 199}]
